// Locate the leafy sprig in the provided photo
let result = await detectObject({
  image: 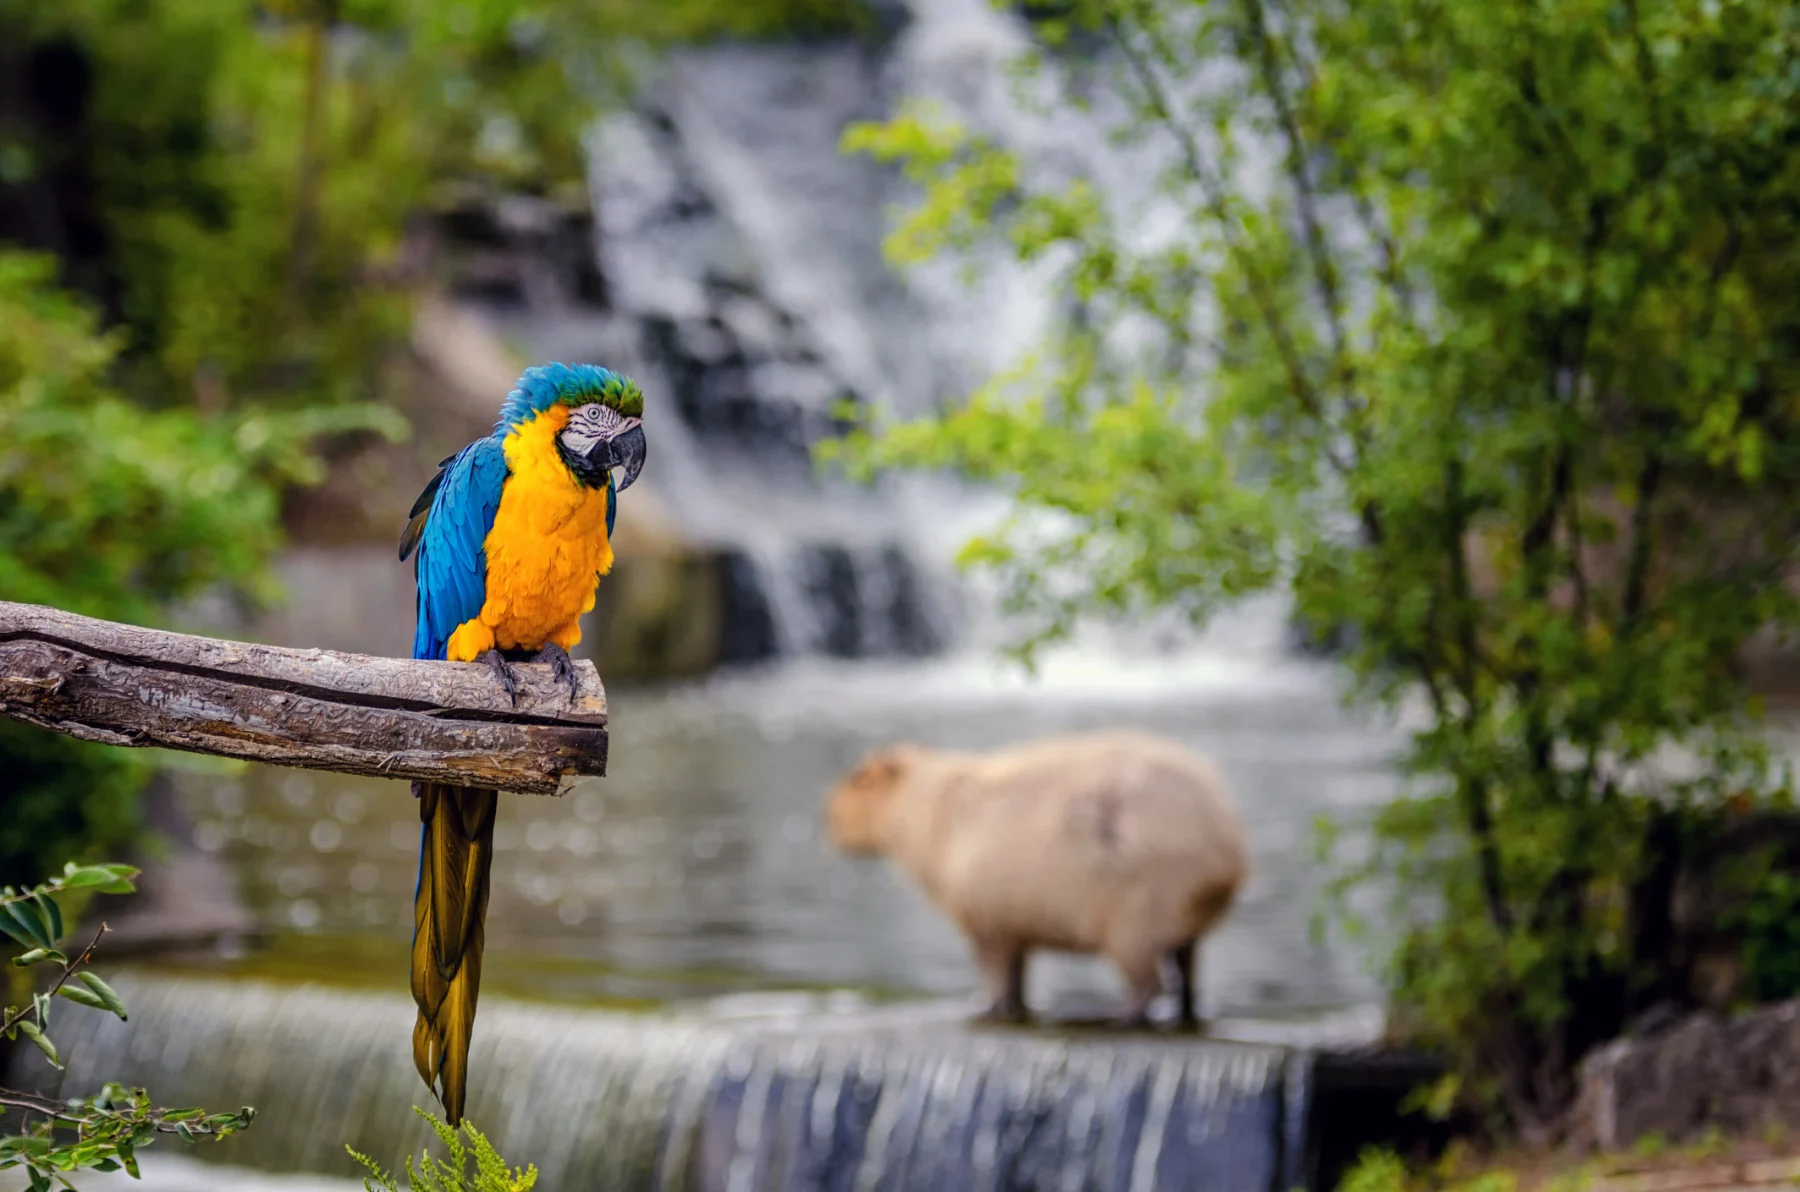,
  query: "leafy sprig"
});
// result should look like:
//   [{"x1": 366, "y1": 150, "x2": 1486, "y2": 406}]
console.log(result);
[
  {"x1": 349, "y1": 1107, "x2": 537, "y2": 1192},
  {"x1": 0, "y1": 863, "x2": 256, "y2": 1190}
]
